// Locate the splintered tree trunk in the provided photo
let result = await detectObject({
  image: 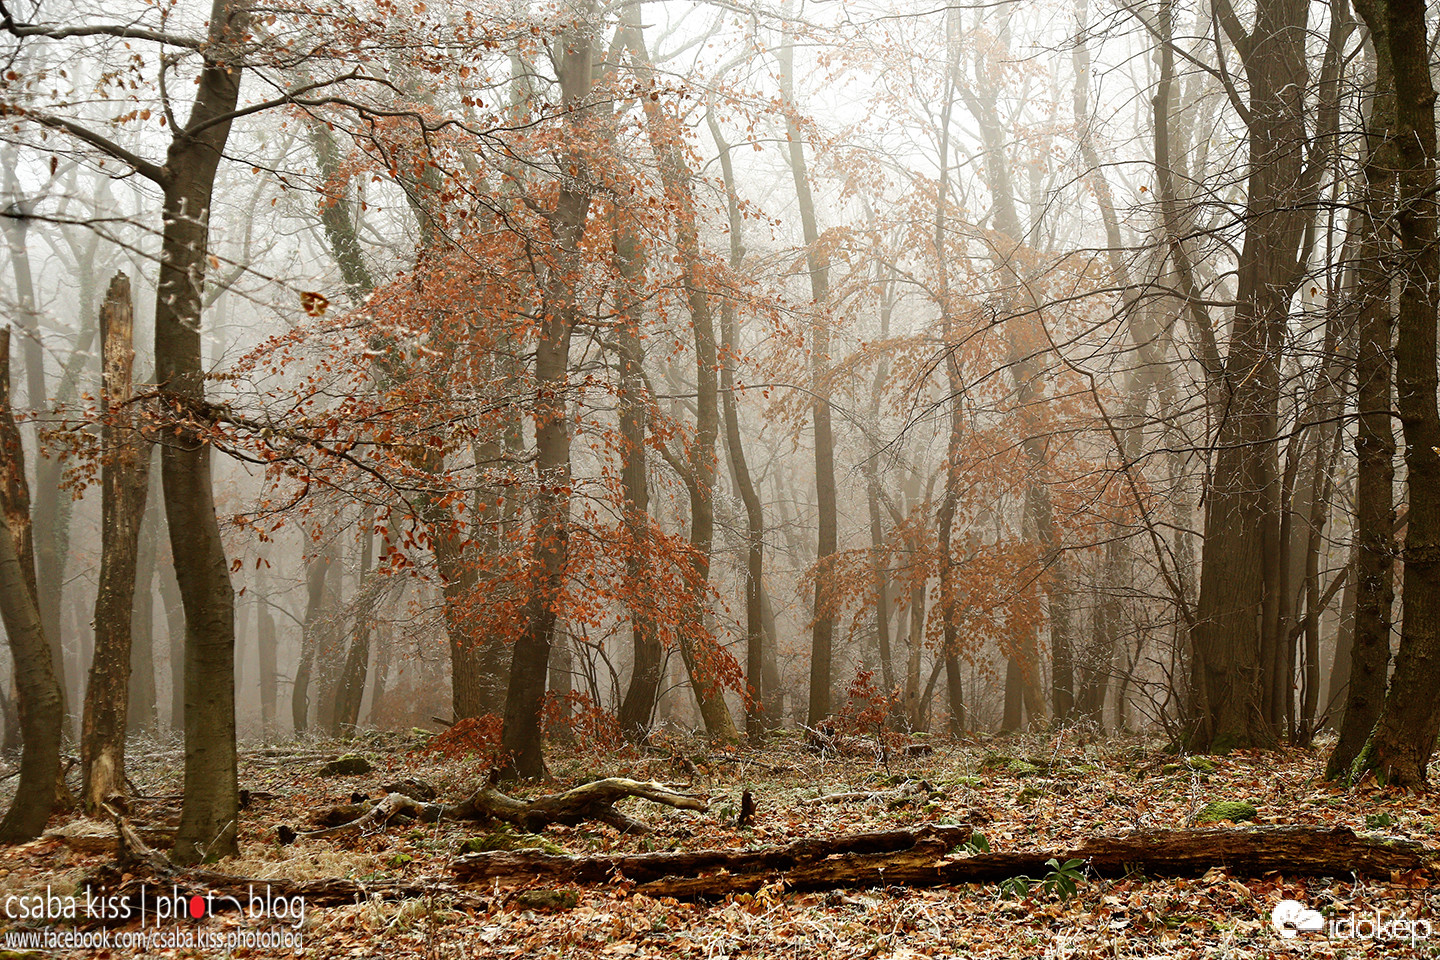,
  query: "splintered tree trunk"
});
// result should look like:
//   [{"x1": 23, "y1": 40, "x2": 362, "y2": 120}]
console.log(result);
[
  {"x1": 0, "y1": 327, "x2": 65, "y2": 843},
  {"x1": 1352, "y1": 0, "x2": 1440, "y2": 787},
  {"x1": 778, "y1": 23, "x2": 838, "y2": 727},
  {"x1": 155, "y1": 0, "x2": 246, "y2": 864},
  {"x1": 498, "y1": 12, "x2": 595, "y2": 780},
  {"x1": 613, "y1": 224, "x2": 663, "y2": 740},
  {"x1": 80, "y1": 273, "x2": 151, "y2": 812}
]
